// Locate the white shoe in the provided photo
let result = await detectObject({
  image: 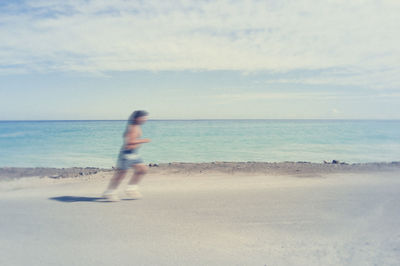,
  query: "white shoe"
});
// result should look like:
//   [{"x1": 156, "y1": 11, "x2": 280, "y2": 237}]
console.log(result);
[
  {"x1": 102, "y1": 189, "x2": 120, "y2": 202},
  {"x1": 125, "y1": 185, "x2": 143, "y2": 199}
]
